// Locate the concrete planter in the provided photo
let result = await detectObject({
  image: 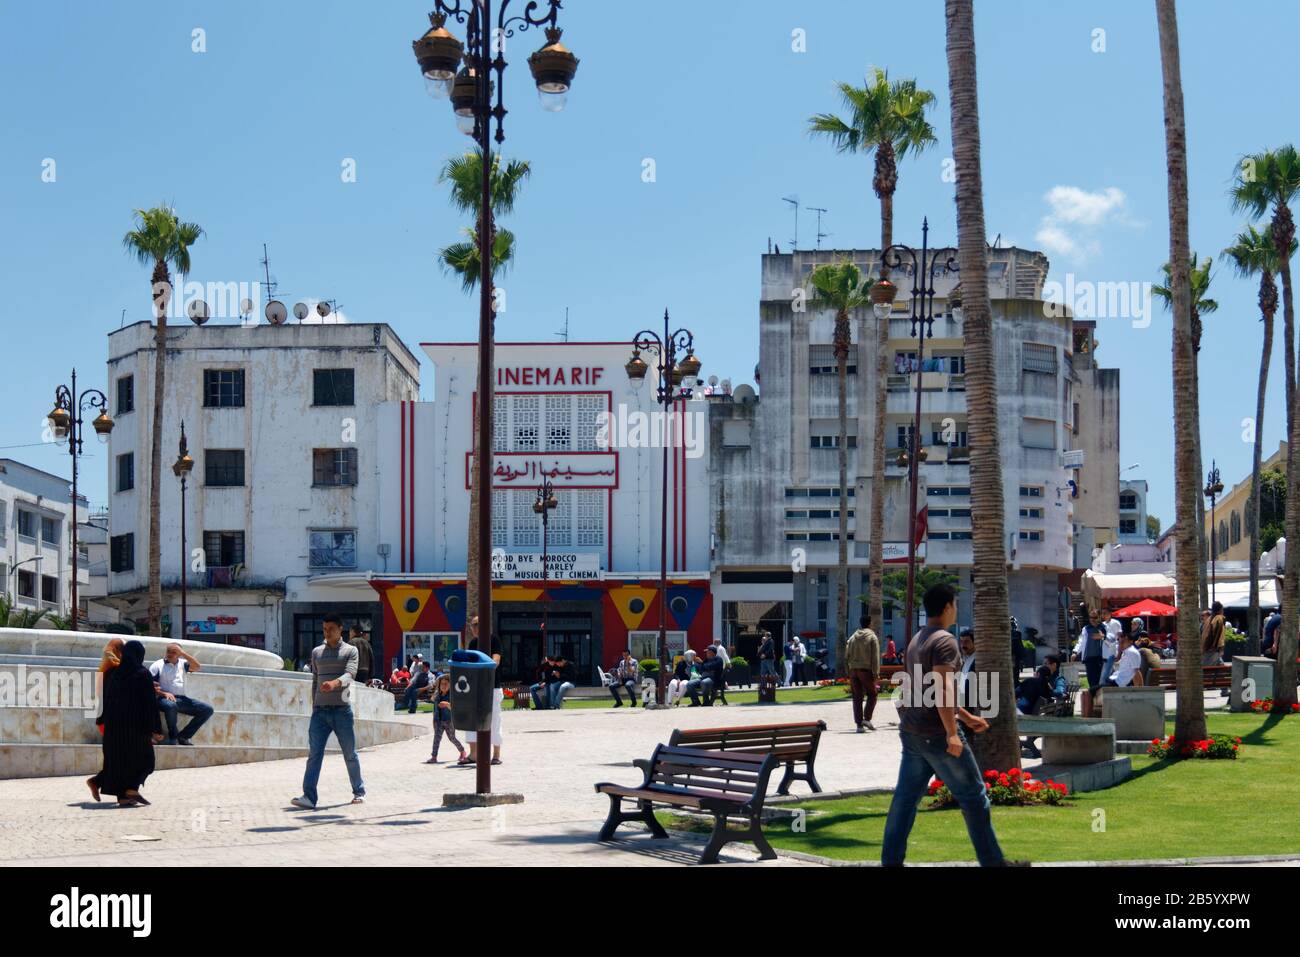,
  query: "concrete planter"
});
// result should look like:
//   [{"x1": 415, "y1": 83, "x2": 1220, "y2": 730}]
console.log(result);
[{"x1": 1097, "y1": 685, "x2": 1166, "y2": 741}]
